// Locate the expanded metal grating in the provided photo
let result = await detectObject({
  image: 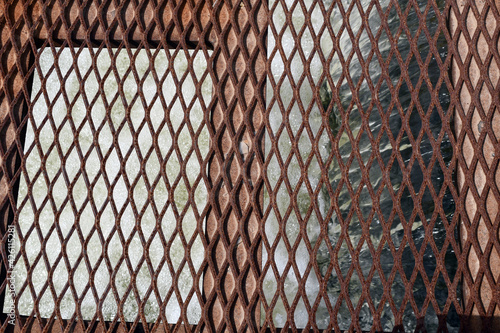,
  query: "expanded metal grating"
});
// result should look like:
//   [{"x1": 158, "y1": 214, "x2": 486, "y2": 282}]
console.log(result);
[{"x1": 0, "y1": 0, "x2": 499, "y2": 332}]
